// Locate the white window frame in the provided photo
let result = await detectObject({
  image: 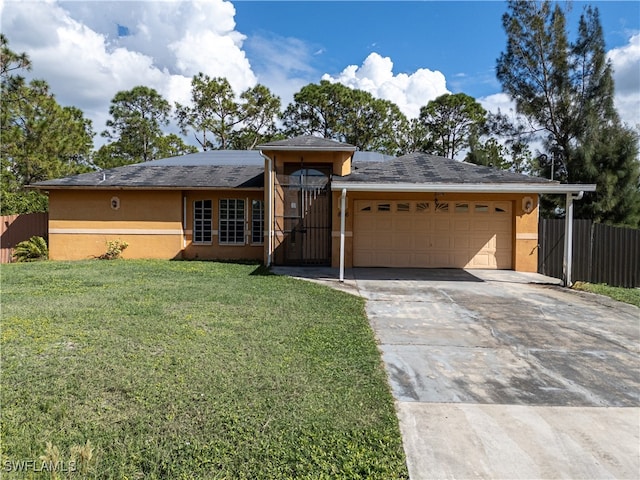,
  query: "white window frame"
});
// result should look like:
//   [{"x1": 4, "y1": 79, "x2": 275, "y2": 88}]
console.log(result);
[
  {"x1": 219, "y1": 198, "x2": 246, "y2": 245},
  {"x1": 193, "y1": 199, "x2": 212, "y2": 244}
]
